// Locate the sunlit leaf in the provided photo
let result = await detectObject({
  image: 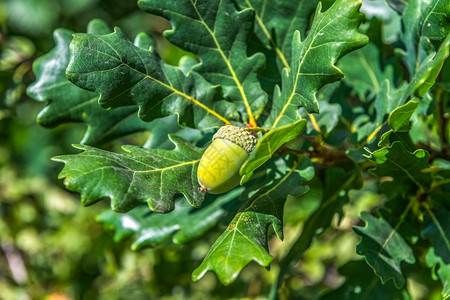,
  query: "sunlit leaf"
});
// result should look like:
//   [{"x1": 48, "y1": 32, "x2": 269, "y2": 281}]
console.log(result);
[{"x1": 53, "y1": 135, "x2": 204, "y2": 213}]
